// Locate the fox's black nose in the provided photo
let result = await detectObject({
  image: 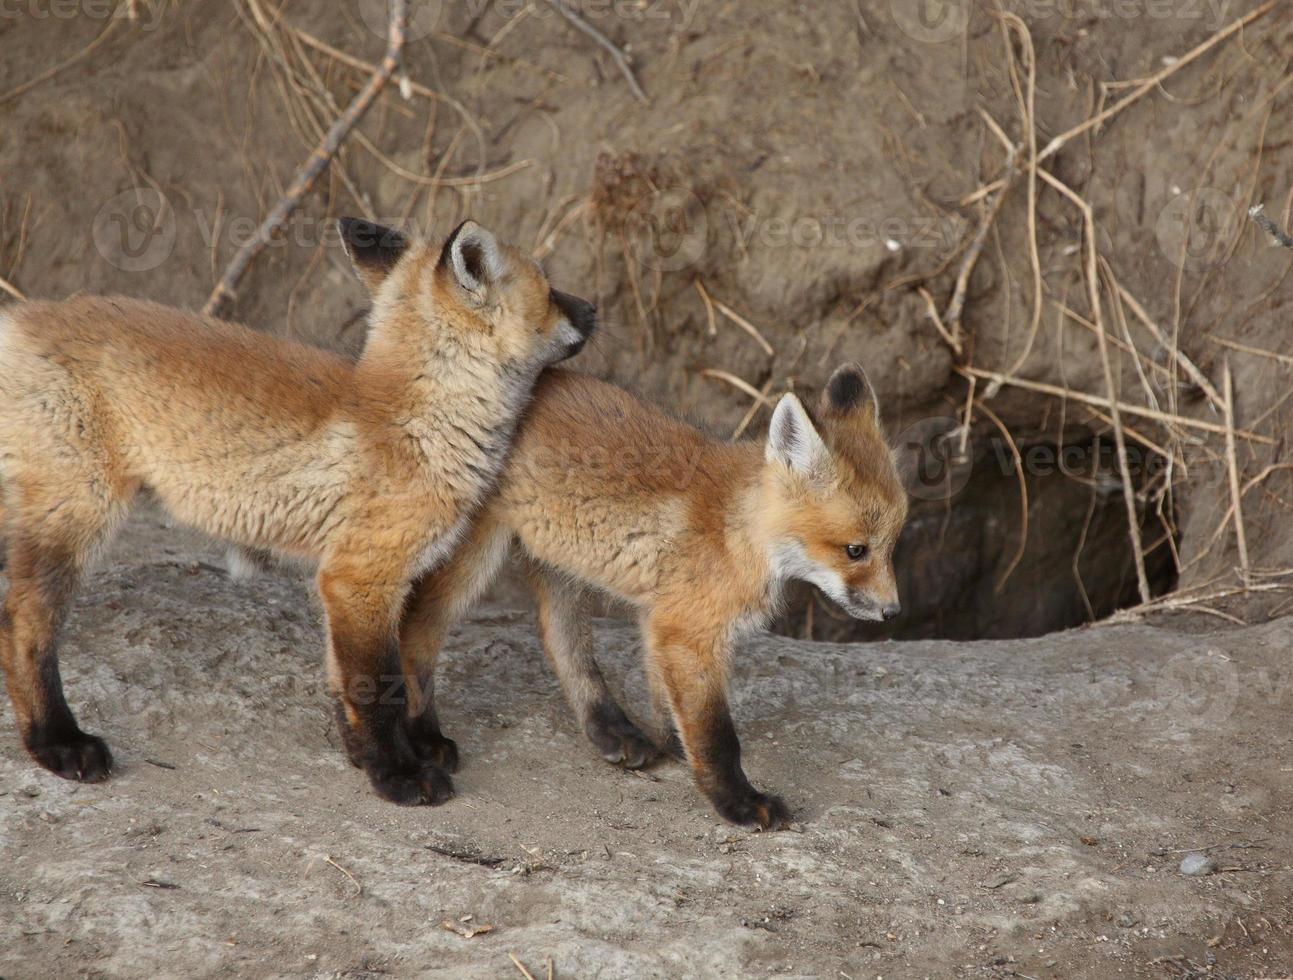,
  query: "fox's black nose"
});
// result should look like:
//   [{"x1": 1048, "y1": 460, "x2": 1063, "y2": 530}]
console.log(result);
[
  {"x1": 881, "y1": 603, "x2": 901, "y2": 622},
  {"x1": 552, "y1": 289, "x2": 597, "y2": 338}
]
